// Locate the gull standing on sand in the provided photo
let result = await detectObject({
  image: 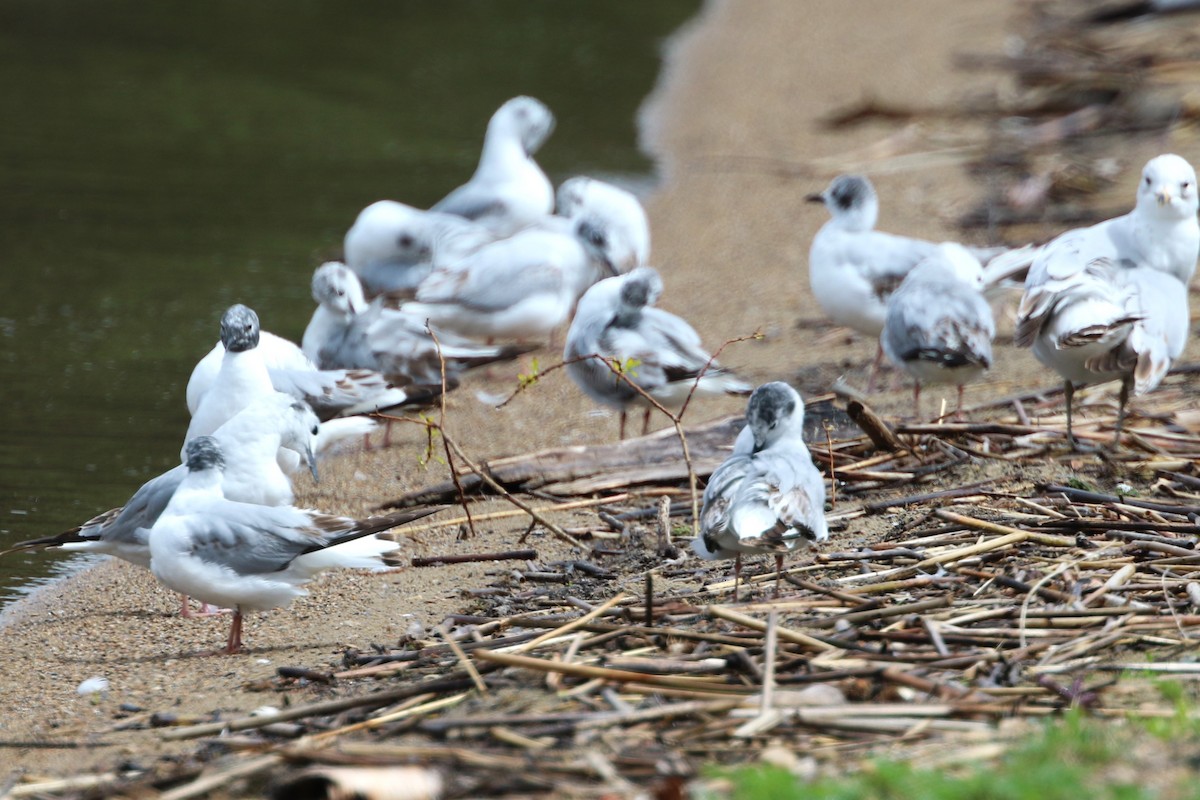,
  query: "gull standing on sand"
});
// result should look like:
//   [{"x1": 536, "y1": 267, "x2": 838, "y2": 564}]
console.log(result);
[
  {"x1": 881, "y1": 243, "x2": 995, "y2": 419},
  {"x1": 1015, "y1": 154, "x2": 1198, "y2": 448},
  {"x1": 343, "y1": 200, "x2": 495, "y2": 301},
  {"x1": 564, "y1": 267, "x2": 750, "y2": 438},
  {"x1": 149, "y1": 436, "x2": 435, "y2": 654},
  {"x1": 692, "y1": 382, "x2": 828, "y2": 599},
  {"x1": 5, "y1": 394, "x2": 321, "y2": 615},
  {"x1": 806, "y1": 174, "x2": 1028, "y2": 389},
  {"x1": 432, "y1": 96, "x2": 556, "y2": 238},
  {"x1": 404, "y1": 179, "x2": 650, "y2": 343},
  {"x1": 303, "y1": 261, "x2": 533, "y2": 390}
]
